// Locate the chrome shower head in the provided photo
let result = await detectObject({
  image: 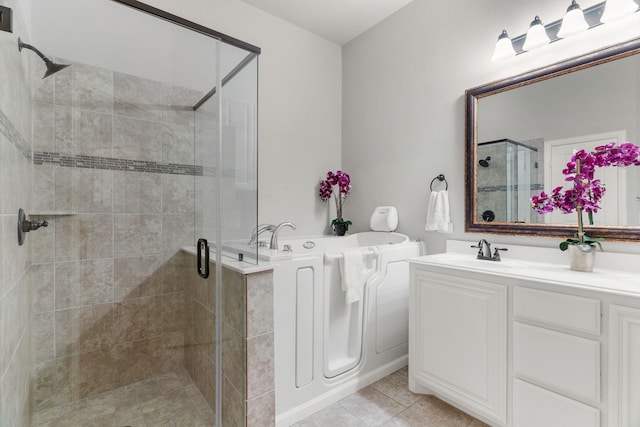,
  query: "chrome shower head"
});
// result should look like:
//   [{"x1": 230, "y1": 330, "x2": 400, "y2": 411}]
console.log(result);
[
  {"x1": 18, "y1": 38, "x2": 70, "y2": 79},
  {"x1": 479, "y1": 156, "x2": 491, "y2": 167}
]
